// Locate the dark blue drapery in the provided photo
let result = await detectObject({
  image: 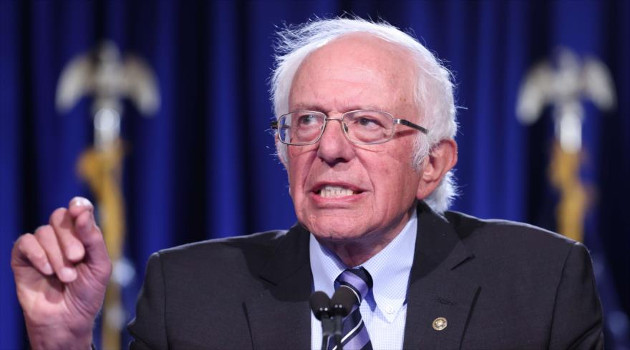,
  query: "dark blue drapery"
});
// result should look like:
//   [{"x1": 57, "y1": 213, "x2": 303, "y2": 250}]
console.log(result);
[{"x1": 1, "y1": 1, "x2": 629, "y2": 349}]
